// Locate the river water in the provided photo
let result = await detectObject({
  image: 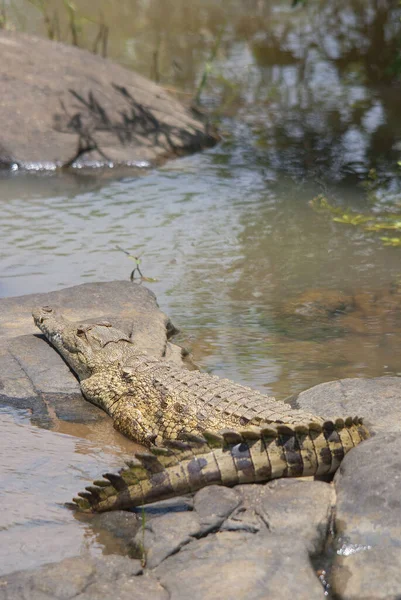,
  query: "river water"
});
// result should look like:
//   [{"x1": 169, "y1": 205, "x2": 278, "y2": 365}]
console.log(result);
[{"x1": 1, "y1": 0, "x2": 401, "y2": 575}]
